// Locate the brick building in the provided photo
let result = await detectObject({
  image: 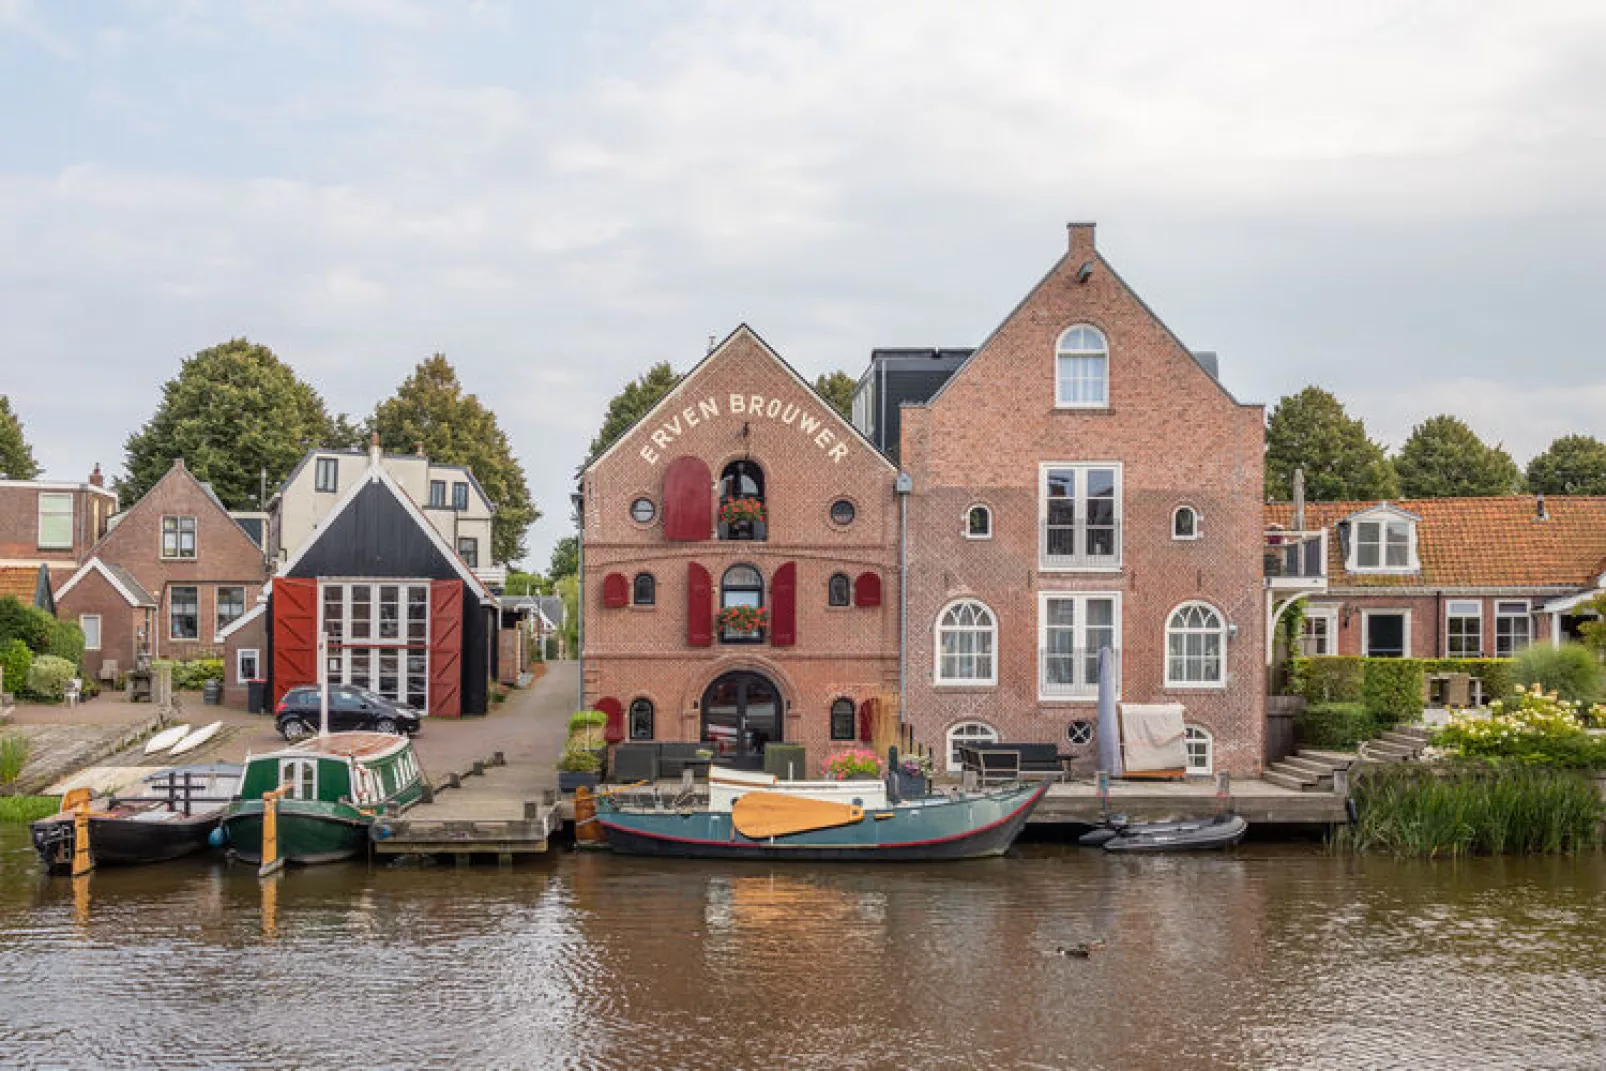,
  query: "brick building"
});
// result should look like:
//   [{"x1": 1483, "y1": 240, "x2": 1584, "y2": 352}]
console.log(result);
[
  {"x1": 0, "y1": 468, "x2": 117, "y2": 583},
  {"x1": 53, "y1": 459, "x2": 269, "y2": 682},
  {"x1": 579, "y1": 326, "x2": 900, "y2": 770},
  {"x1": 892, "y1": 223, "x2": 1268, "y2": 777}
]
